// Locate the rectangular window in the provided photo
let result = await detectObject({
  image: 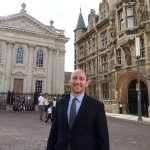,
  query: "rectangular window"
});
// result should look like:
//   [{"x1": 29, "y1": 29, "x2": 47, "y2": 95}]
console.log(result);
[
  {"x1": 101, "y1": 31, "x2": 107, "y2": 49},
  {"x1": 16, "y1": 48, "x2": 24, "y2": 64},
  {"x1": 127, "y1": 8, "x2": 134, "y2": 28},
  {"x1": 118, "y1": 10, "x2": 124, "y2": 31},
  {"x1": 36, "y1": 51, "x2": 43, "y2": 67},
  {"x1": 80, "y1": 46, "x2": 84, "y2": 58},
  {"x1": 102, "y1": 83, "x2": 109, "y2": 99},
  {"x1": 92, "y1": 38, "x2": 95, "y2": 50},
  {"x1": 88, "y1": 41, "x2": 91, "y2": 54},
  {"x1": 35, "y1": 80, "x2": 43, "y2": 94},
  {"x1": 102, "y1": 55, "x2": 108, "y2": 73},
  {"x1": 140, "y1": 38, "x2": 145, "y2": 58},
  {"x1": 88, "y1": 62, "x2": 91, "y2": 75}
]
